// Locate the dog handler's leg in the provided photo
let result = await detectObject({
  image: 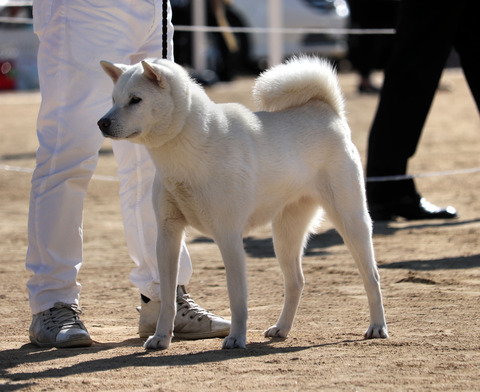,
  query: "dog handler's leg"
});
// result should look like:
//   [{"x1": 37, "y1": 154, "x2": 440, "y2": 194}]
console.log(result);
[
  {"x1": 215, "y1": 231, "x2": 248, "y2": 349},
  {"x1": 320, "y1": 156, "x2": 388, "y2": 339},
  {"x1": 264, "y1": 199, "x2": 318, "y2": 338}
]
